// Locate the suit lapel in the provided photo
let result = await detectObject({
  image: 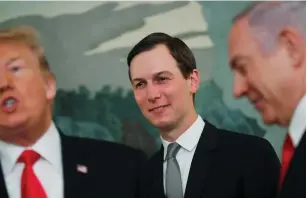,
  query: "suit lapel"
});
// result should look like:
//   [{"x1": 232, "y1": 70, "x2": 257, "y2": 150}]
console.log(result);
[
  {"x1": 0, "y1": 129, "x2": 88, "y2": 198},
  {"x1": 184, "y1": 121, "x2": 218, "y2": 198},
  {"x1": 60, "y1": 133, "x2": 88, "y2": 198},
  {"x1": 0, "y1": 165, "x2": 8, "y2": 198},
  {"x1": 148, "y1": 147, "x2": 165, "y2": 198}
]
